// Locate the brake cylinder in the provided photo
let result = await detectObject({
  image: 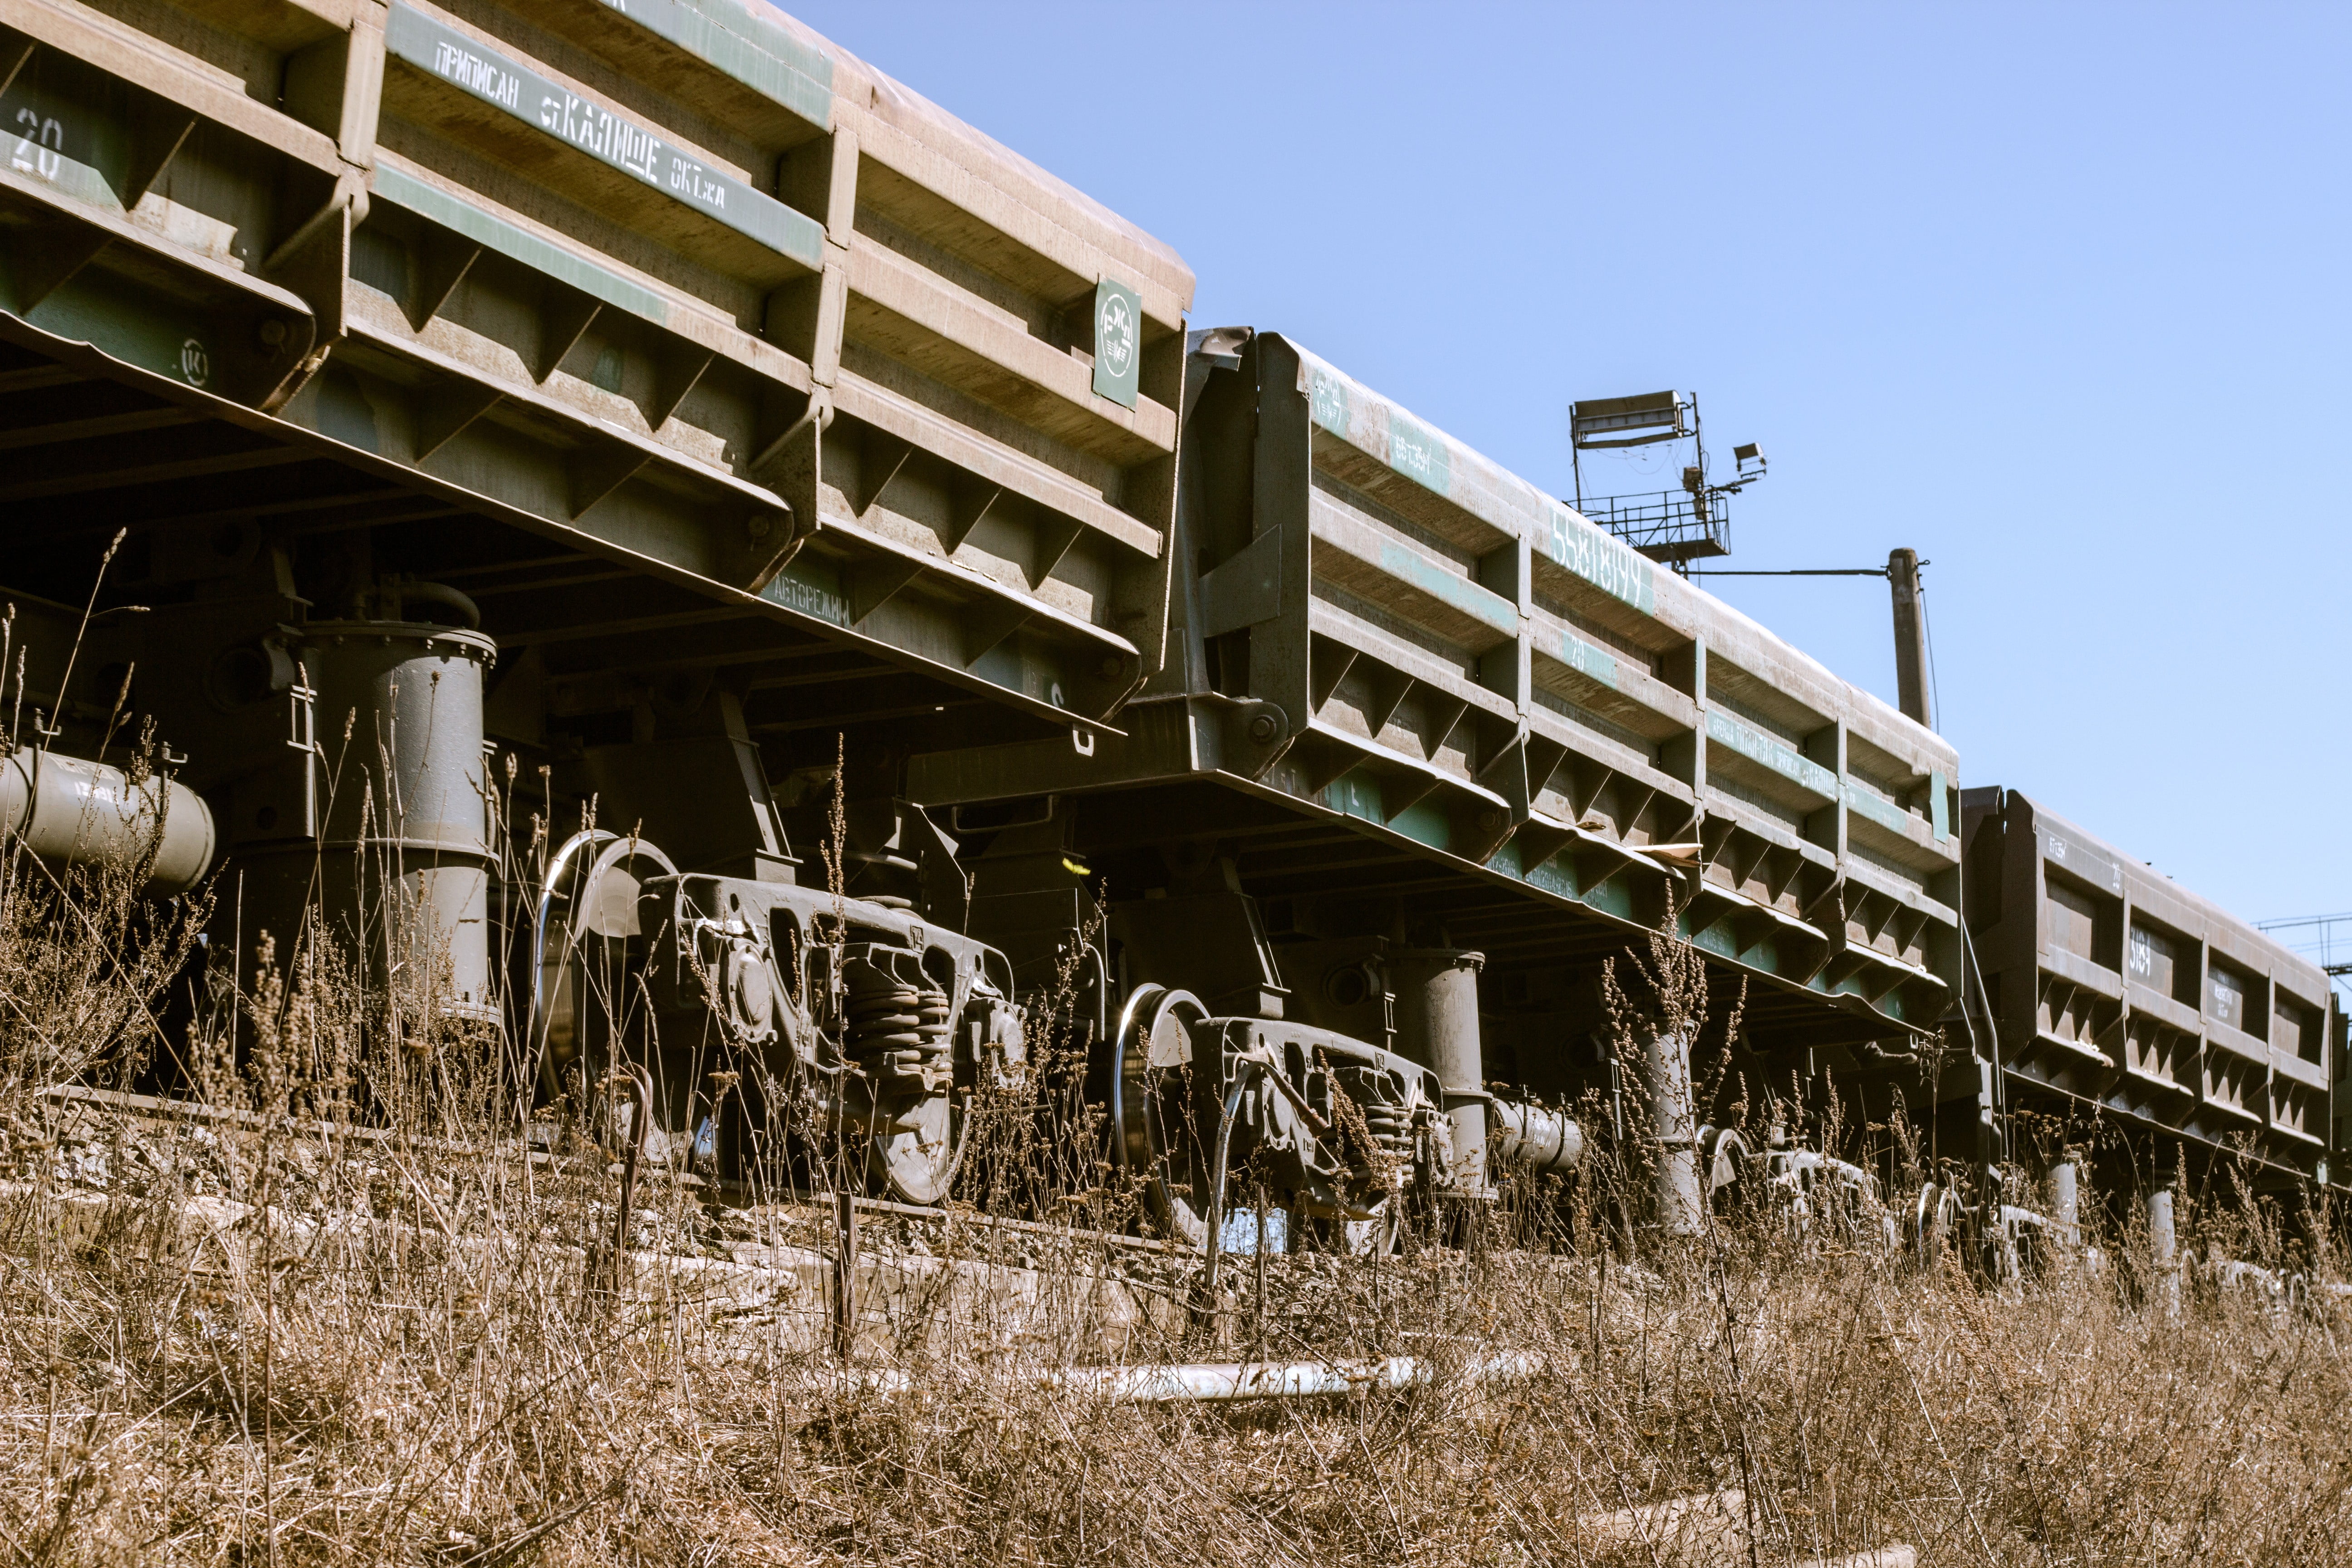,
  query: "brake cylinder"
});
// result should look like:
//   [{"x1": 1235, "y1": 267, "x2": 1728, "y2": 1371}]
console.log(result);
[
  {"x1": 0, "y1": 748, "x2": 216, "y2": 894},
  {"x1": 1490, "y1": 1097, "x2": 1584, "y2": 1175}
]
